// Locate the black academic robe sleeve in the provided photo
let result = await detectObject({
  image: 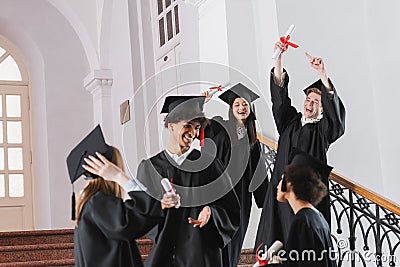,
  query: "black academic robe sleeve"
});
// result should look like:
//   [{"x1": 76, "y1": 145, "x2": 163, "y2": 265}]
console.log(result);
[
  {"x1": 250, "y1": 140, "x2": 269, "y2": 208},
  {"x1": 270, "y1": 68, "x2": 301, "y2": 135},
  {"x1": 204, "y1": 116, "x2": 231, "y2": 167},
  {"x1": 318, "y1": 79, "x2": 346, "y2": 144},
  {"x1": 90, "y1": 191, "x2": 161, "y2": 241},
  {"x1": 207, "y1": 158, "x2": 241, "y2": 247}
]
